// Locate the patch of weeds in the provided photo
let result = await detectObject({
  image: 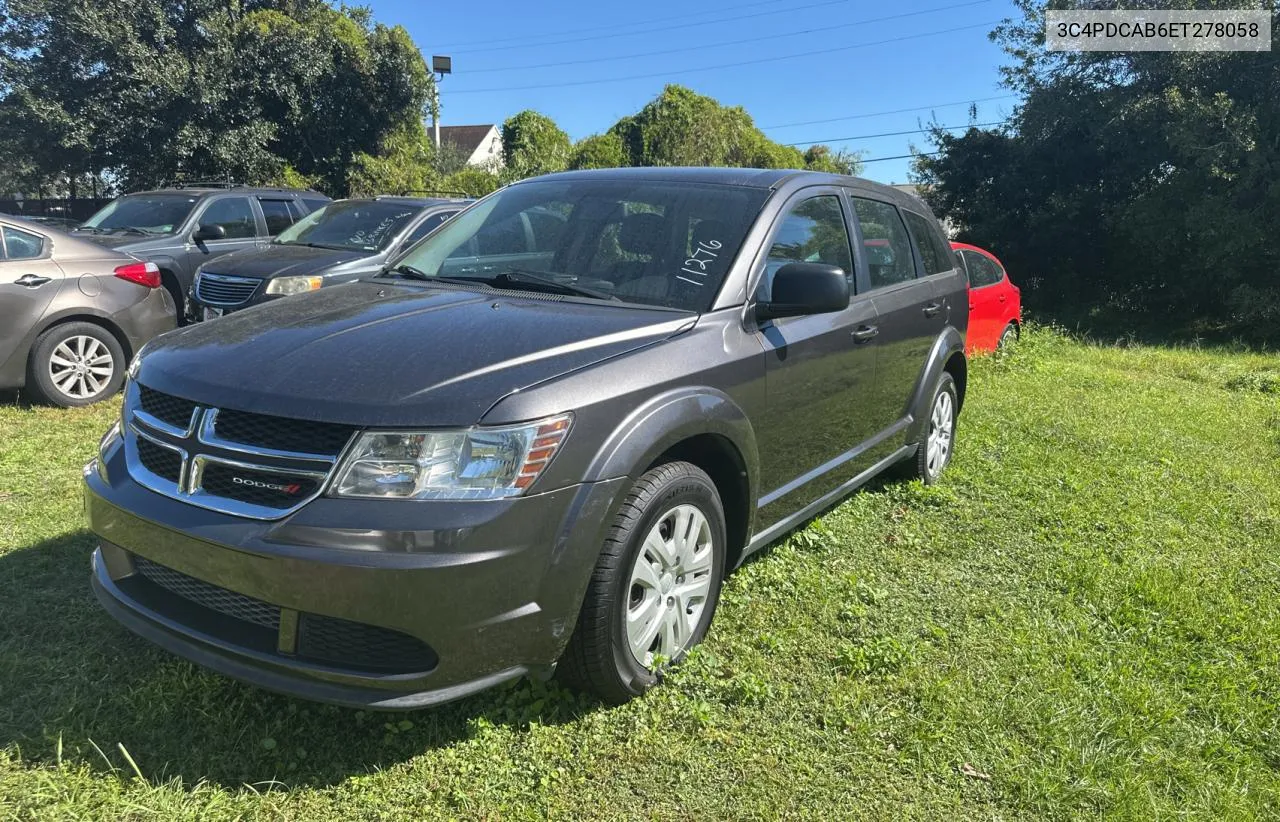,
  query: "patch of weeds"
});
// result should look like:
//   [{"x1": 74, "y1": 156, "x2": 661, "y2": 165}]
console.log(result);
[
  {"x1": 1224, "y1": 370, "x2": 1280, "y2": 394},
  {"x1": 834, "y1": 636, "x2": 914, "y2": 678}
]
